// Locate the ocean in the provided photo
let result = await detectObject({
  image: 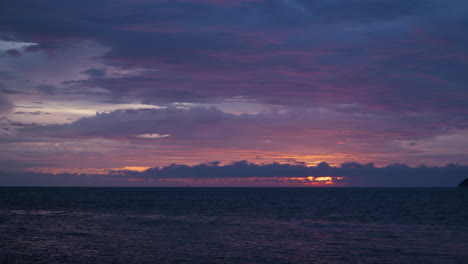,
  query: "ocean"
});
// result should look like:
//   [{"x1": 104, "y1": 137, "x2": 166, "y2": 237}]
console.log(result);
[{"x1": 0, "y1": 187, "x2": 467, "y2": 264}]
